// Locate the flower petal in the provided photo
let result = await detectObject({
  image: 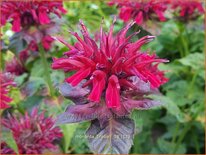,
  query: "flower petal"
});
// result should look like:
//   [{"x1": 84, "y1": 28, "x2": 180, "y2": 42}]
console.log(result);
[
  {"x1": 66, "y1": 68, "x2": 91, "y2": 86},
  {"x1": 88, "y1": 70, "x2": 106, "y2": 102},
  {"x1": 38, "y1": 7, "x2": 50, "y2": 24},
  {"x1": 135, "y1": 11, "x2": 143, "y2": 25},
  {"x1": 106, "y1": 75, "x2": 120, "y2": 108}
]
